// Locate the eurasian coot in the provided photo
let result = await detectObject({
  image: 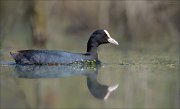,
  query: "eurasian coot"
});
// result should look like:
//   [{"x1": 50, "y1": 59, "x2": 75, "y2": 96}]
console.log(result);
[{"x1": 10, "y1": 29, "x2": 119, "y2": 65}]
